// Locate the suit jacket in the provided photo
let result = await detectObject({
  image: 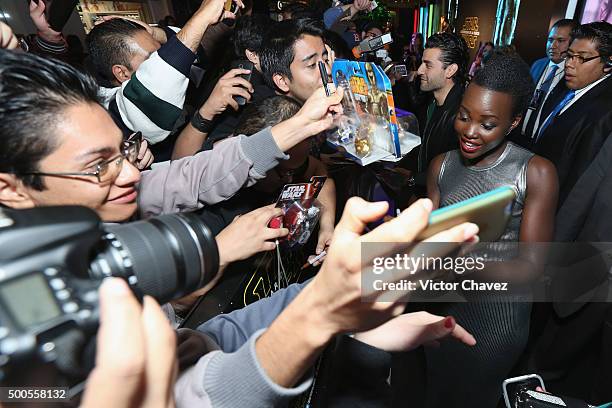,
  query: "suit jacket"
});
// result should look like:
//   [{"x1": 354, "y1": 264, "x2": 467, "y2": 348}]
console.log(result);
[
  {"x1": 510, "y1": 58, "x2": 555, "y2": 149},
  {"x1": 532, "y1": 76, "x2": 612, "y2": 207},
  {"x1": 530, "y1": 57, "x2": 550, "y2": 83},
  {"x1": 556, "y1": 130, "x2": 612, "y2": 241}
]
